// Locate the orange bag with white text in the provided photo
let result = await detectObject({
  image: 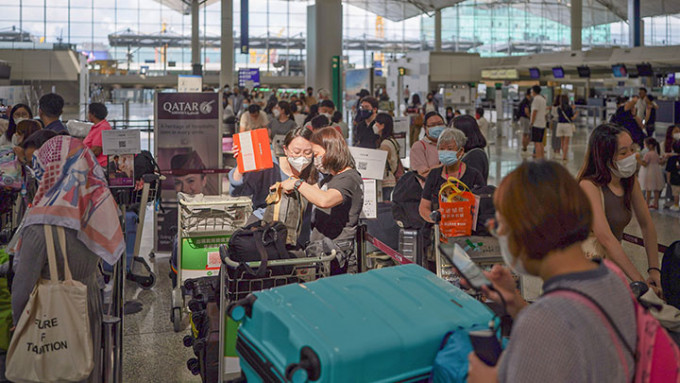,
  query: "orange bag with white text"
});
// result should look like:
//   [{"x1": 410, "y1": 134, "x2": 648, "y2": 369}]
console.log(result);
[{"x1": 438, "y1": 177, "x2": 475, "y2": 238}]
